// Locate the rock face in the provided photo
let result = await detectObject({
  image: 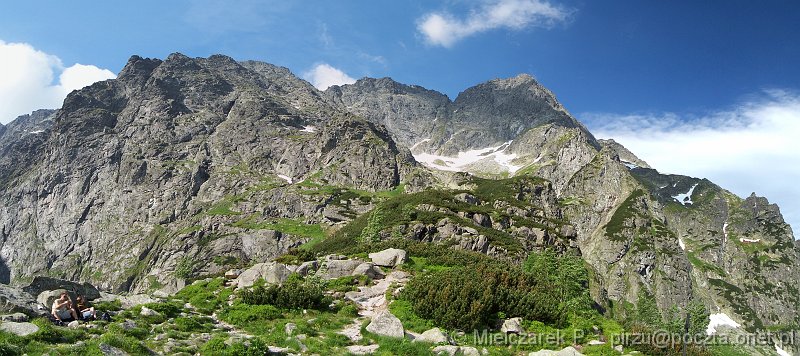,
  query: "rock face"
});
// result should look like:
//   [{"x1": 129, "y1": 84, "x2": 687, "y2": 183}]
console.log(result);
[
  {"x1": 0, "y1": 53, "x2": 420, "y2": 293},
  {"x1": 329, "y1": 71, "x2": 800, "y2": 332},
  {"x1": 0, "y1": 52, "x2": 797, "y2": 335}
]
